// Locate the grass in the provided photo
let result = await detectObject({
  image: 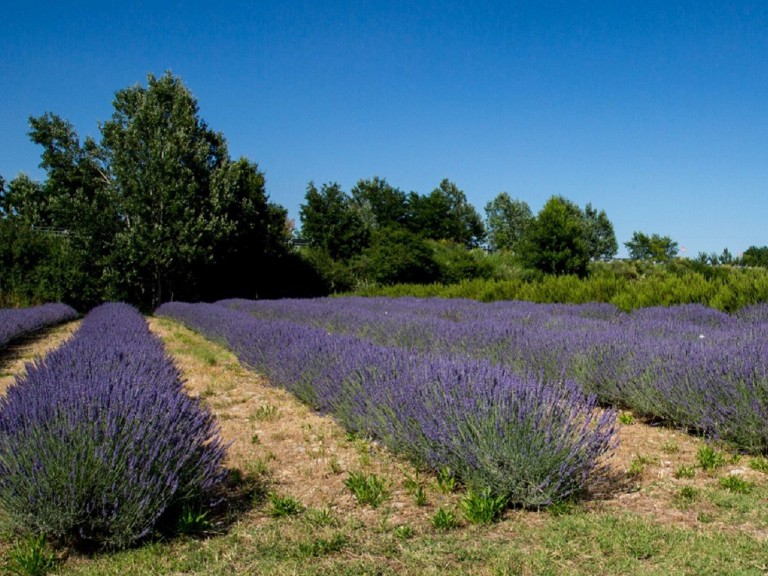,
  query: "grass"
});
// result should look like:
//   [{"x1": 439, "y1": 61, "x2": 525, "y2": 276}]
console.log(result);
[{"x1": 5, "y1": 317, "x2": 768, "y2": 575}]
